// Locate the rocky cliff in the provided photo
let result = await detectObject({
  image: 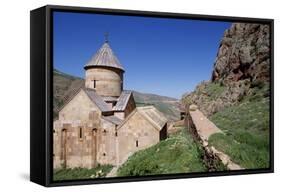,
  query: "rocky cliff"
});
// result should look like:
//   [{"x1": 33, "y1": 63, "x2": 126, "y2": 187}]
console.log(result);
[
  {"x1": 182, "y1": 23, "x2": 270, "y2": 116},
  {"x1": 211, "y1": 23, "x2": 270, "y2": 83}
]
